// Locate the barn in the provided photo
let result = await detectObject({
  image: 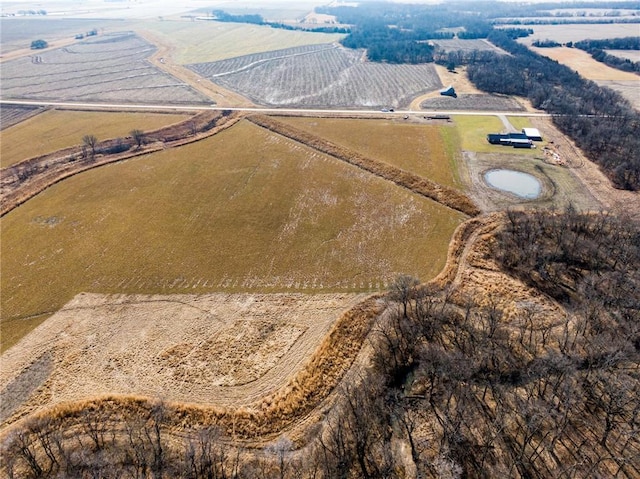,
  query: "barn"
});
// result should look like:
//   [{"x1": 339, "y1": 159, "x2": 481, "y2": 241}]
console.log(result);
[{"x1": 522, "y1": 128, "x2": 543, "y2": 141}]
